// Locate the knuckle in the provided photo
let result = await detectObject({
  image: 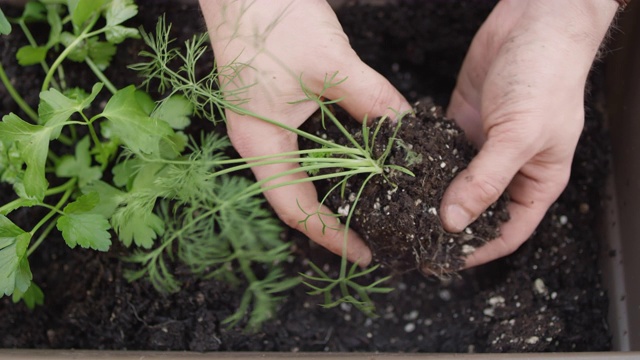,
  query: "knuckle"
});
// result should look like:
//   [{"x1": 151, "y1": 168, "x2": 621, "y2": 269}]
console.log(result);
[{"x1": 474, "y1": 176, "x2": 505, "y2": 205}]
